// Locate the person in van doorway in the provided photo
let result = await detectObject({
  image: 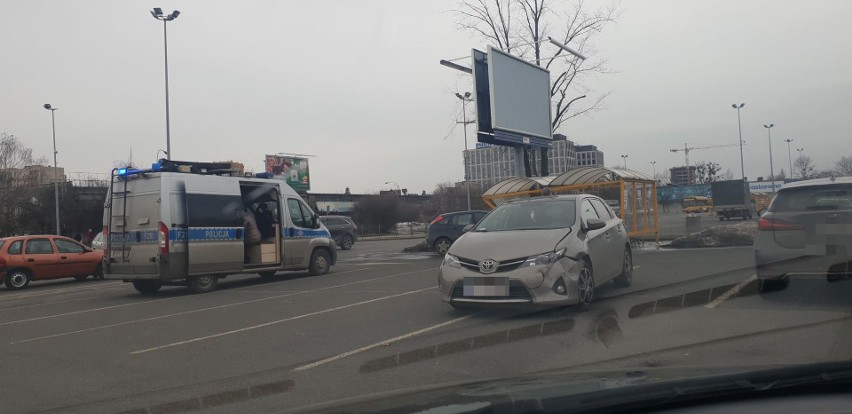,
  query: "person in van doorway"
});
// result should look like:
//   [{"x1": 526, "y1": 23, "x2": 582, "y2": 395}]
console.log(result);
[
  {"x1": 243, "y1": 205, "x2": 262, "y2": 263},
  {"x1": 84, "y1": 228, "x2": 94, "y2": 246},
  {"x1": 255, "y1": 203, "x2": 275, "y2": 238}
]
